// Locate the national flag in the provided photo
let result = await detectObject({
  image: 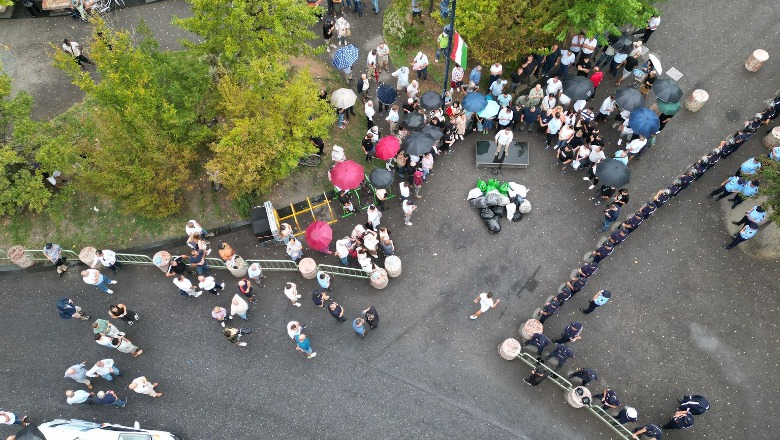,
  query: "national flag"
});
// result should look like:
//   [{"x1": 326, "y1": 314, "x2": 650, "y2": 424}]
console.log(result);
[{"x1": 450, "y1": 31, "x2": 467, "y2": 69}]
